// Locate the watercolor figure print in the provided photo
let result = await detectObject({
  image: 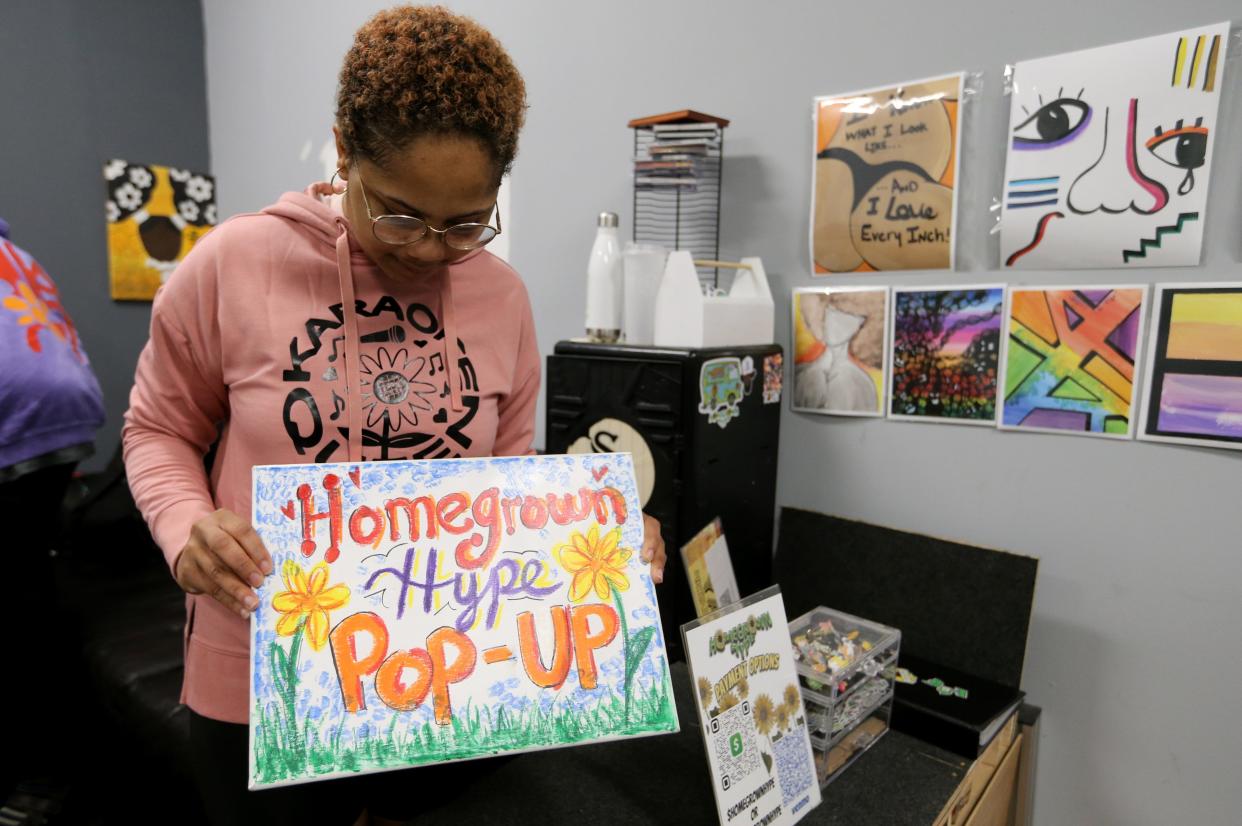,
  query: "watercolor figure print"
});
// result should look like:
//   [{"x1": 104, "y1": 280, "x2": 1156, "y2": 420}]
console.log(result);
[
  {"x1": 1000, "y1": 287, "x2": 1147, "y2": 438},
  {"x1": 1001, "y1": 23, "x2": 1229, "y2": 269},
  {"x1": 792, "y1": 287, "x2": 888, "y2": 416},
  {"x1": 105, "y1": 159, "x2": 216, "y2": 300},
  {"x1": 812, "y1": 73, "x2": 963, "y2": 273},
  {"x1": 1140, "y1": 284, "x2": 1242, "y2": 450},
  {"x1": 248, "y1": 454, "x2": 677, "y2": 788},
  {"x1": 889, "y1": 287, "x2": 1004, "y2": 424}
]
